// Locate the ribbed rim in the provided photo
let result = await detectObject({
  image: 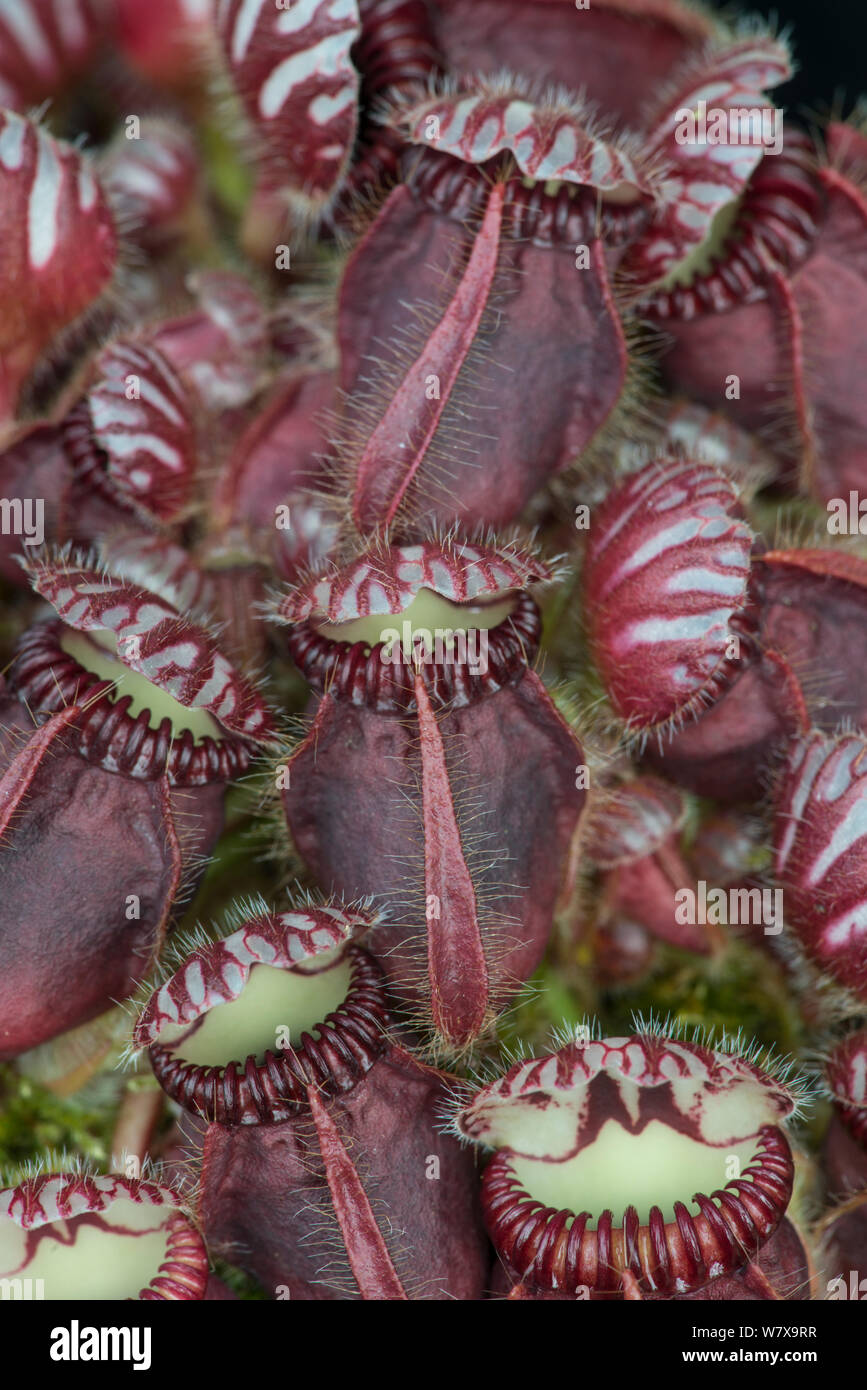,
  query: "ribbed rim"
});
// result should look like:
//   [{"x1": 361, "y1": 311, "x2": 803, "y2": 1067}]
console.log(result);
[
  {"x1": 140, "y1": 1210, "x2": 209, "y2": 1301},
  {"x1": 643, "y1": 132, "x2": 823, "y2": 320},
  {"x1": 482, "y1": 1125, "x2": 794, "y2": 1295},
  {"x1": 10, "y1": 619, "x2": 253, "y2": 786},
  {"x1": 147, "y1": 946, "x2": 389, "y2": 1125},
  {"x1": 0, "y1": 1173, "x2": 209, "y2": 1302},
  {"x1": 62, "y1": 399, "x2": 133, "y2": 514},
  {"x1": 404, "y1": 146, "x2": 648, "y2": 248},
  {"x1": 287, "y1": 588, "x2": 540, "y2": 712},
  {"x1": 353, "y1": 0, "x2": 443, "y2": 97}
]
